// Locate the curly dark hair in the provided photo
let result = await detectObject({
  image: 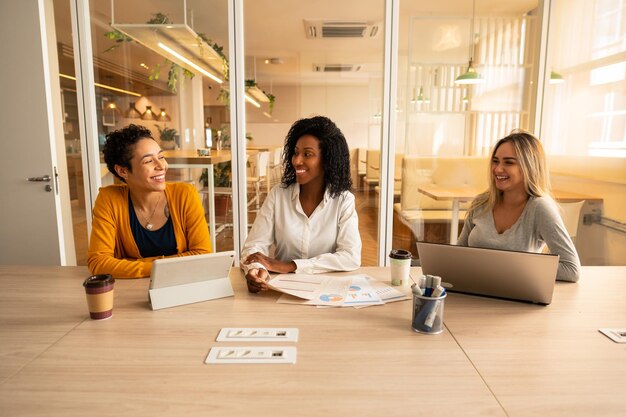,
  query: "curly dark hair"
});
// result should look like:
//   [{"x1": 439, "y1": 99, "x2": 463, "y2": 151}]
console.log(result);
[
  {"x1": 103, "y1": 124, "x2": 154, "y2": 182},
  {"x1": 280, "y1": 116, "x2": 352, "y2": 197}
]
